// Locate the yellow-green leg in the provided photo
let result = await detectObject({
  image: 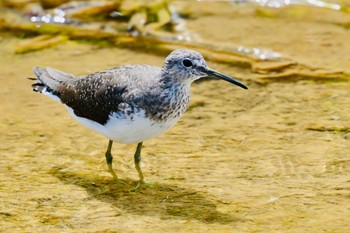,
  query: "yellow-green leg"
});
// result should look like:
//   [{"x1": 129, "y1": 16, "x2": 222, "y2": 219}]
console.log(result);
[
  {"x1": 105, "y1": 140, "x2": 119, "y2": 180},
  {"x1": 134, "y1": 142, "x2": 144, "y2": 189}
]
